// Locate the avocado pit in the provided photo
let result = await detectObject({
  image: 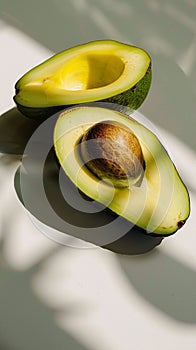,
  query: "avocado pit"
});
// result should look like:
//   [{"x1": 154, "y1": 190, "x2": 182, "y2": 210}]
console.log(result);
[{"x1": 80, "y1": 120, "x2": 145, "y2": 188}]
